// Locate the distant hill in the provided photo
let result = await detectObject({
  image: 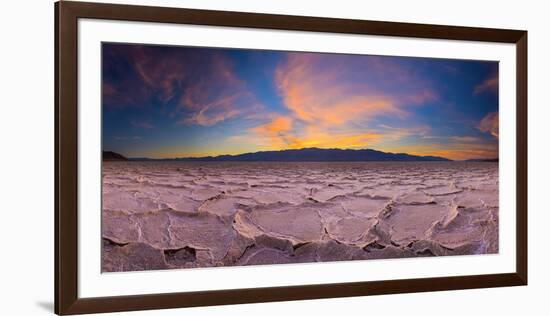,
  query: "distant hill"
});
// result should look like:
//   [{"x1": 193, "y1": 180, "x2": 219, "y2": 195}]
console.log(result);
[
  {"x1": 129, "y1": 147, "x2": 451, "y2": 162},
  {"x1": 103, "y1": 151, "x2": 128, "y2": 161},
  {"x1": 465, "y1": 158, "x2": 499, "y2": 162}
]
